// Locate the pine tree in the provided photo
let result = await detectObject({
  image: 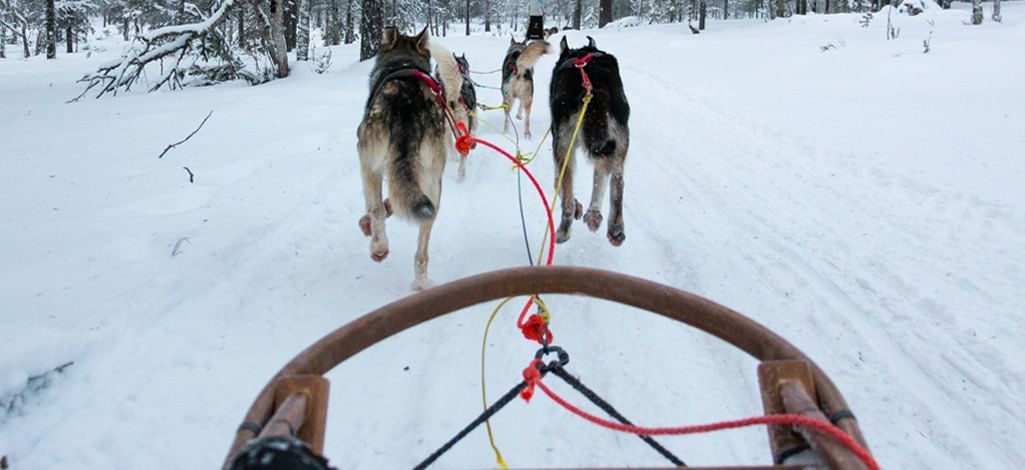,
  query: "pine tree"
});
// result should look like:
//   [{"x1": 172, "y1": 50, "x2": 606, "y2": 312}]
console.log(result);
[{"x1": 360, "y1": 0, "x2": 380, "y2": 60}]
